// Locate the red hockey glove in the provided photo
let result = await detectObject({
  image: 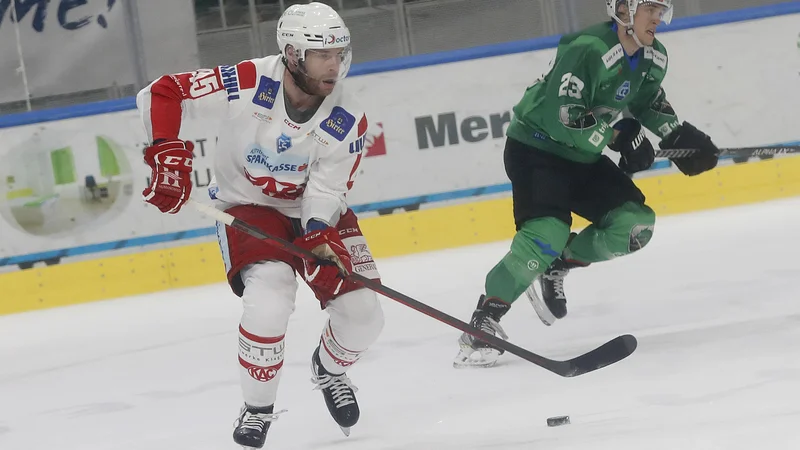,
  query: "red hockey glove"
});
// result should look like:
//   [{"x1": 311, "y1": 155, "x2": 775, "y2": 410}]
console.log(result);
[
  {"x1": 142, "y1": 139, "x2": 194, "y2": 214},
  {"x1": 294, "y1": 226, "x2": 352, "y2": 298}
]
